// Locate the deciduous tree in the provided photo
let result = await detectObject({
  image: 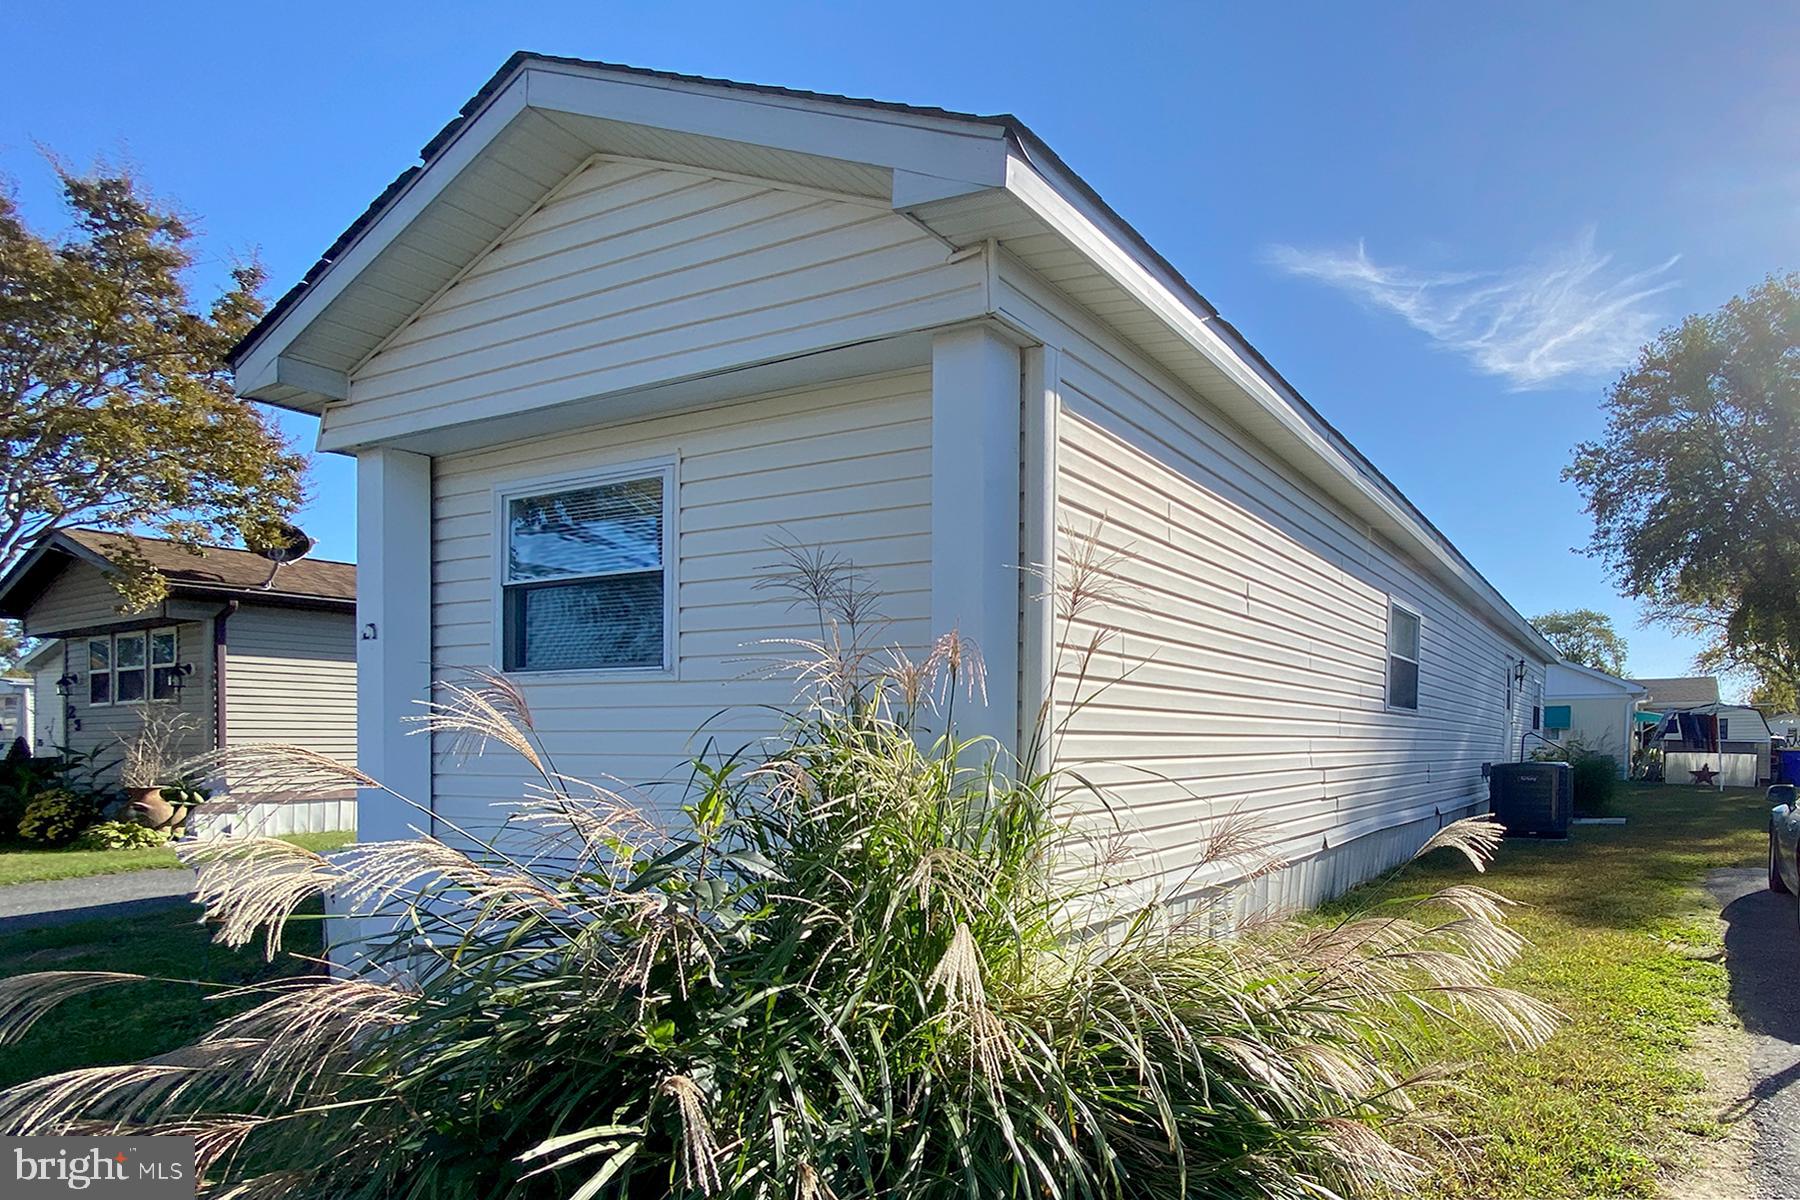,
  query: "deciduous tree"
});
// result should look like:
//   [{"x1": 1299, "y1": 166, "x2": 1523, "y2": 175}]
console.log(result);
[
  {"x1": 1566, "y1": 273, "x2": 1800, "y2": 700},
  {"x1": 1531, "y1": 608, "x2": 1629, "y2": 675},
  {"x1": 0, "y1": 162, "x2": 306, "y2": 620}
]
